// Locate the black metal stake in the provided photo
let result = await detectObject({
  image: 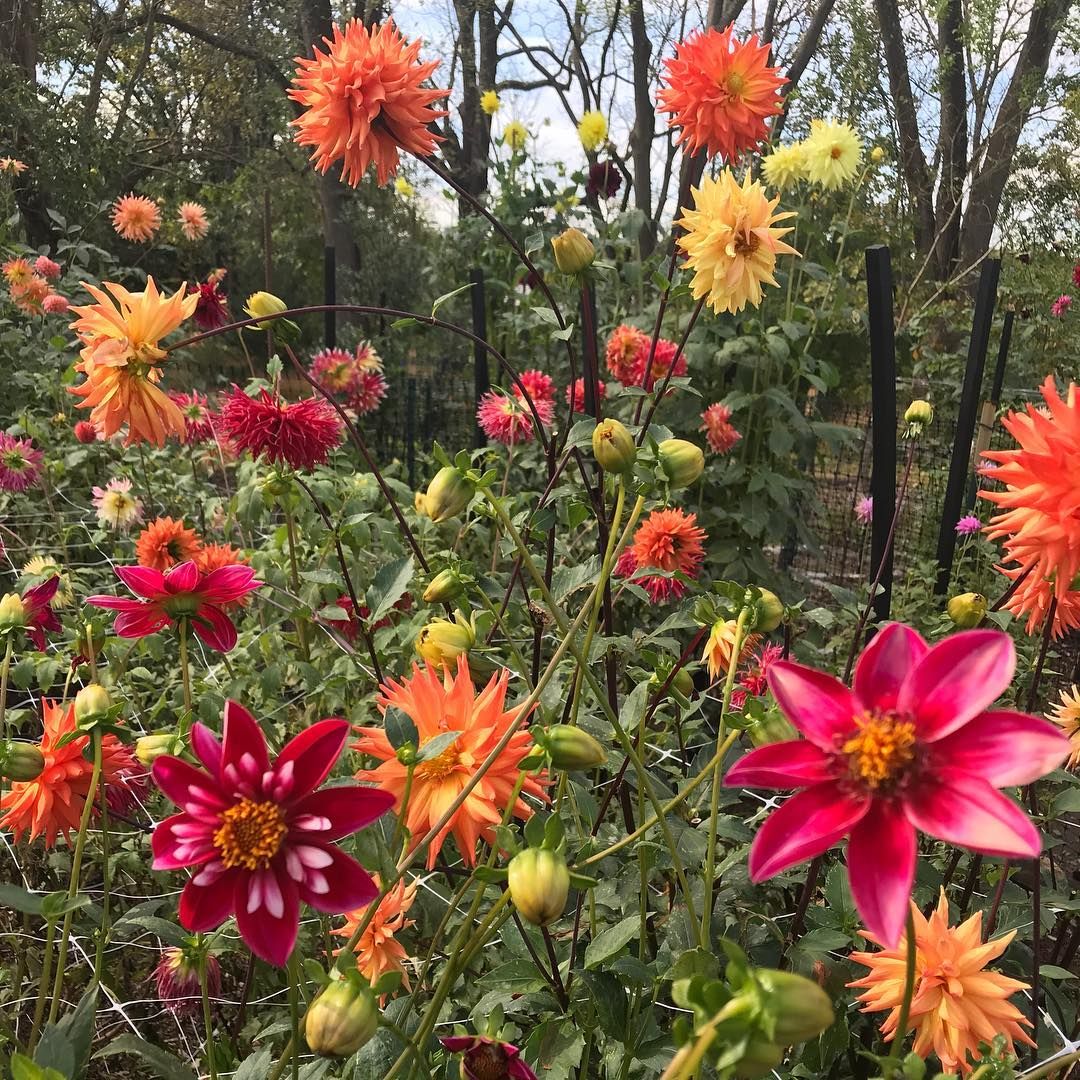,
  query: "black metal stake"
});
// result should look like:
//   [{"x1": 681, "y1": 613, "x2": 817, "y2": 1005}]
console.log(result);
[
  {"x1": 934, "y1": 258, "x2": 1001, "y2": 593},
  {"x1": 580, "y1": 283, "x2": 601, "y2": 418},
  {"x1": 865, "y1": 246, "x2": 897, "y2": 627},
  {"x1": 470, "y1": 268, "x2": 490, "y2": 448},
  {"x1": 406, "y1": 377, "x2": 417, "y2": 490},
  {"x1": 323, "y1": 246, "x2": 336, "y2": 349},
  {"x1": 964, "y1": 306, "x2": 1014, "y2": 509}
]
